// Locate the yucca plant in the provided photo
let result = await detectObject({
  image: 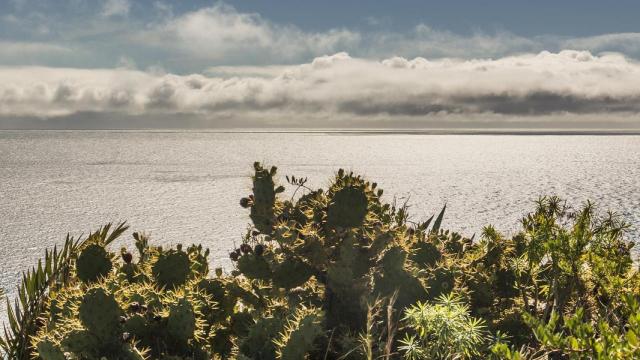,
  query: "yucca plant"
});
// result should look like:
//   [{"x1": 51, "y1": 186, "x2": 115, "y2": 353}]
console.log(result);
[{"x1": 0, "y1": 222, "x2": 128, "y2": 359}]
